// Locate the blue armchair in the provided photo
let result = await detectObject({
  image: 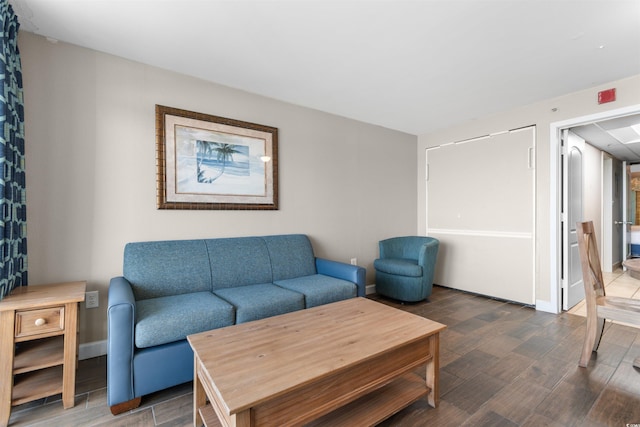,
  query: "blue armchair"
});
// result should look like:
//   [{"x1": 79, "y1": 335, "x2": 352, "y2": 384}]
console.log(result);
[{"x1": 374, "y1": 236, "x2": 439, "y2": 302}]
